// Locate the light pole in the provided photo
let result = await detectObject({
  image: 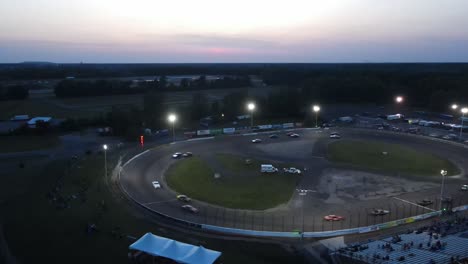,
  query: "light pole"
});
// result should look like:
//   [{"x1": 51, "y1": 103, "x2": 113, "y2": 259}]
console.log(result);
[
  {"x1": 451, "y1": 104, "x2": 458, "y2": 111},
  {"x1": 440, "y1": 169, "x2": 447, "y2": 210},
  {"x1": 103, "y1": 144, "x2": 108, "y2": 177},
  {"x1": 168, "y1": 114, "x2": 177, "y2": 142},
  {"x1": 313, "y1": 105, "x2": 320, "y2": 128},
  {"x1": 460, "y1": 108, "x2": 468, "y2": 141},
  {"x1": 247, "y1": 102, "x2": 255, "y2": 128}
]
